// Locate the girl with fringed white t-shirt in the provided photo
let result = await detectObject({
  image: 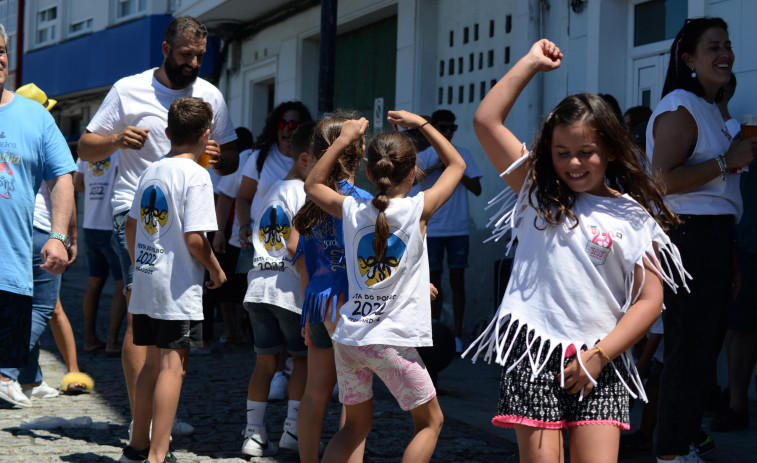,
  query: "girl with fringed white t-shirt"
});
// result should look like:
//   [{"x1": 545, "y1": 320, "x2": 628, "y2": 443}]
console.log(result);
[{"x1": 466, "y1": 40, "x2": 690, "y2": 462}]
